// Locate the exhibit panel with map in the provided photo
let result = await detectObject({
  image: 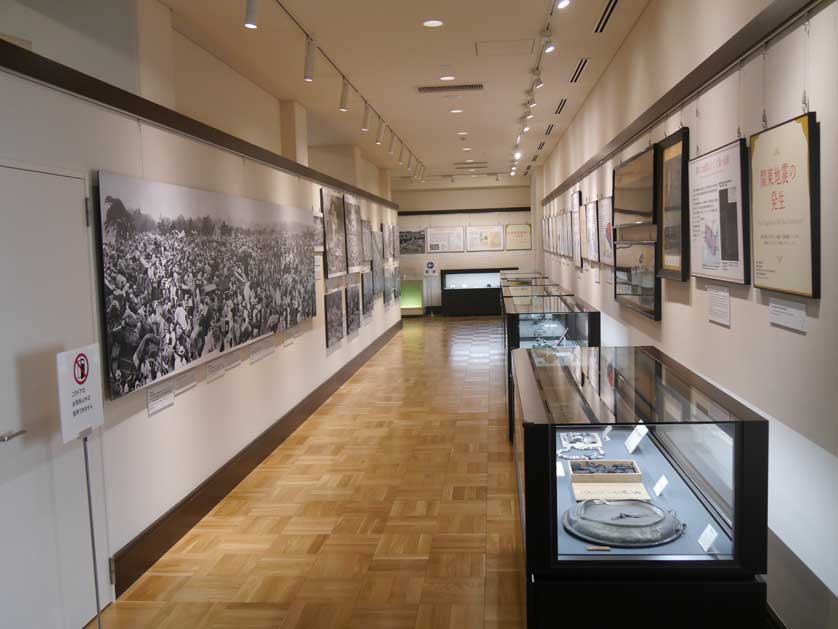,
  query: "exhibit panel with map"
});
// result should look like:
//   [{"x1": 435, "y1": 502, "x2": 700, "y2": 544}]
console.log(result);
[
  {"x1": 466, "y1": 225, "x2": 504, "y2": 252},
  {"x1": 426, "y1": 226, "x2": 465, "y2": 252}
]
